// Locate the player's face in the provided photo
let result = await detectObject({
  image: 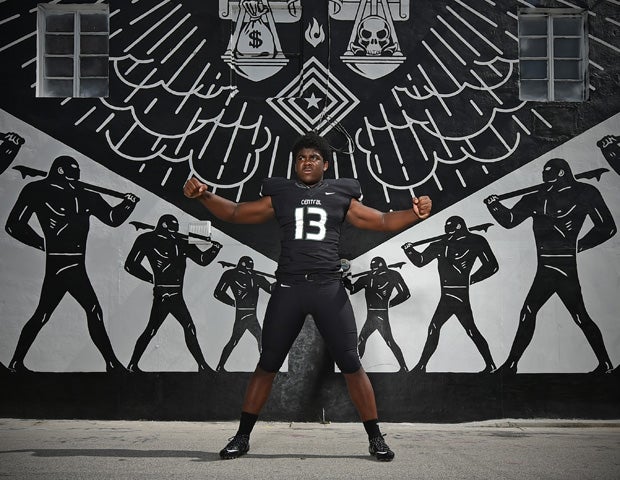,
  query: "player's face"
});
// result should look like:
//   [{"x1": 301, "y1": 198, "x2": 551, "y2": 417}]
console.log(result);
[
  {"x1": 295, "y1": 147, "x2": 328, "y2": 185},
  {"x1": 60, "y1": 161, "x2": 80, "y2": 181}
]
